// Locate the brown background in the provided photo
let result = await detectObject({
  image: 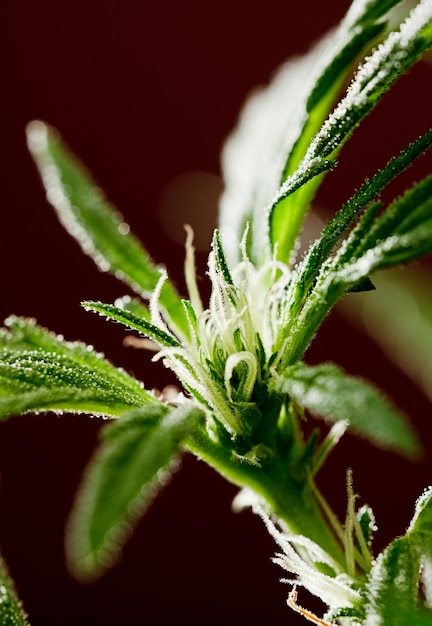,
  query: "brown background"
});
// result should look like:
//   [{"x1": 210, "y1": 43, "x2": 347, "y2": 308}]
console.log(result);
[{"x1": 3, "y1": 1, "x2": 432, "y2": 624}]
